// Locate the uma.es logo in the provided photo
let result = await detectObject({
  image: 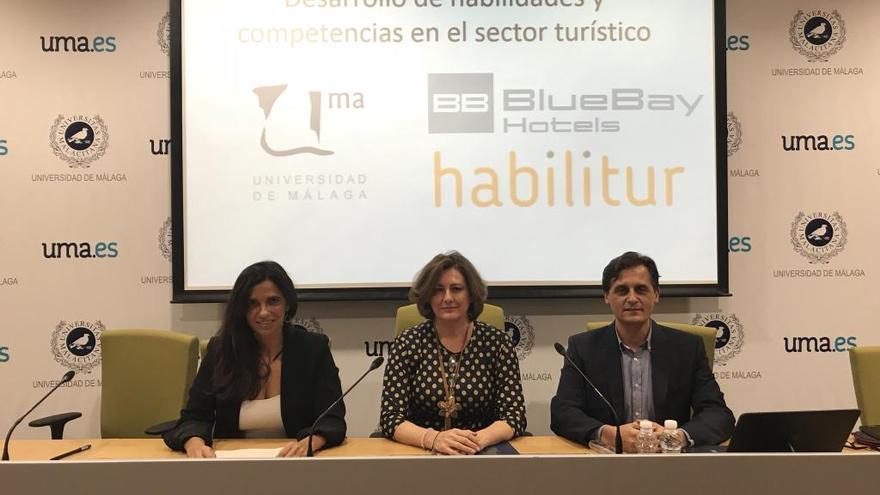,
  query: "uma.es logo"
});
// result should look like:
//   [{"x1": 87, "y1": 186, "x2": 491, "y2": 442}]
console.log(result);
[
  {"x1": 40, "y1": 35, "x2": 117, "y2": 53},
  {"x1": 784, "y1": 335, "x2": 856, "y2": 353},
  {"x1": 428, "y1": 73, "x2": 494, "y2": 134},
  {"x1": 726, "y1": 34, "x2": 750, "y2": 51},
  {"x1": 150, "y1": 138, "x2": 170, "y2": 156},
  {"x1": 729, "y1": 235, "x2": 751, "y2": 252},
  {"x1": 781, "y1": 133, "x2": 854, "y2": 151},
  {"x1": 42, "y1": 241, "x2": 119, "y2": 259}
]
